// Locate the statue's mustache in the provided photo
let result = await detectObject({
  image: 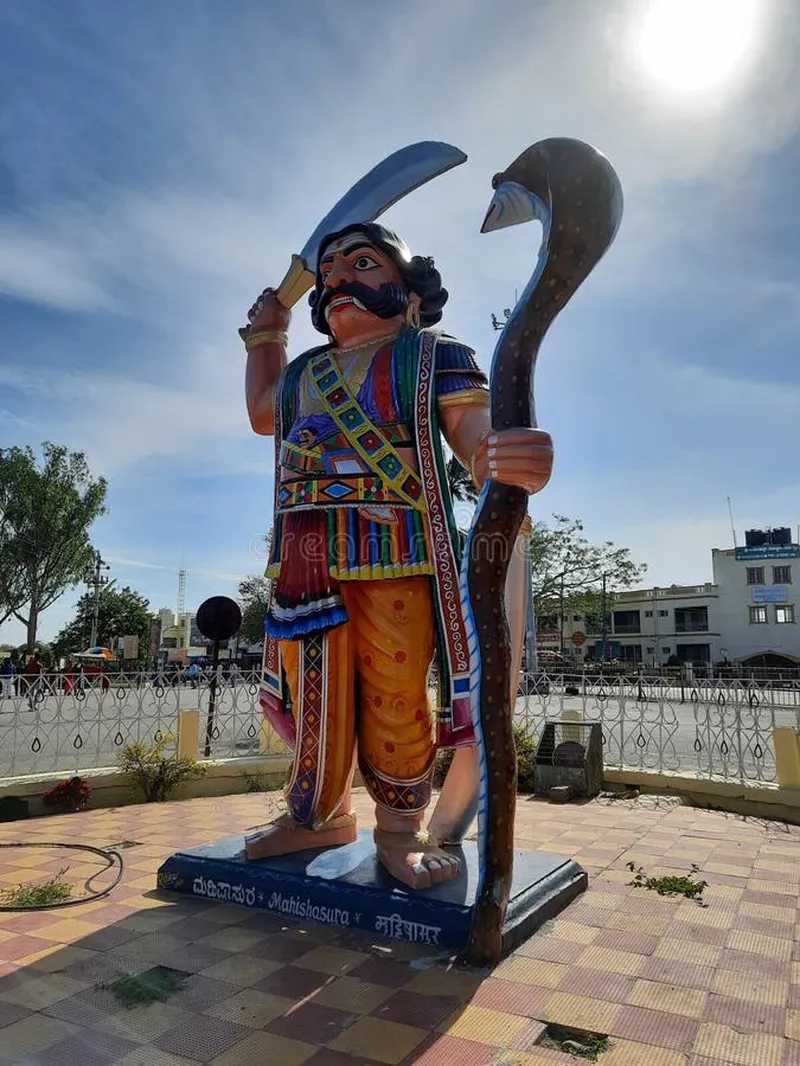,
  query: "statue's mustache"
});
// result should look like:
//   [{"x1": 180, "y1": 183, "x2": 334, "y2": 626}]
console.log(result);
[{"x1": 318, "y1": 281, "x2": 409, "y2": 324}]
